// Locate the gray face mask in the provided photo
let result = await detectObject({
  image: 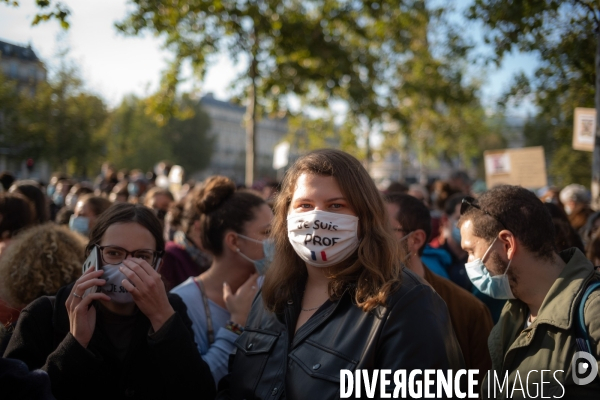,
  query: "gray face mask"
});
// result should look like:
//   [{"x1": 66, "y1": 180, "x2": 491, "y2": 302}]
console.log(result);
[{"x1": 100, "y1": 263, "x2": 134, "y2": 304}]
